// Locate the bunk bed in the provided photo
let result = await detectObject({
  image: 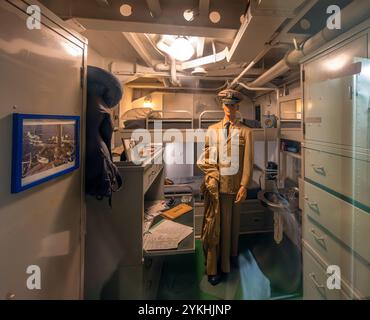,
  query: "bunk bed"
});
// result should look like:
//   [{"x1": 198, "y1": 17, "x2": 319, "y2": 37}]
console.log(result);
[
  {"x1": 116, "y1": 106, "x2": 275, "y2": 237},
  {"x1": 121, "y1": 108, "x2": 193, "y2": 130},
  {"x1": 119, "y1": 107, "x2": 272, "y2": 141}
]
